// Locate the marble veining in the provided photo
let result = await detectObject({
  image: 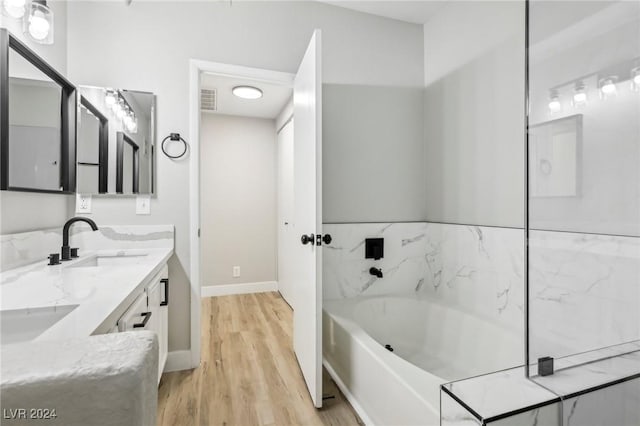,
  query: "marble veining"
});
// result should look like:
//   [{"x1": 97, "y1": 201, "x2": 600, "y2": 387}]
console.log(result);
[
  {"x1": 1, "y1": 225, "x2": 174, "y2": 272},
  {"x1": 323, "y1": 222, "x2": 525, "y2": 335},
  {"x1": 528, "y1": 230, "x2": 640, "y2": 362}
]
